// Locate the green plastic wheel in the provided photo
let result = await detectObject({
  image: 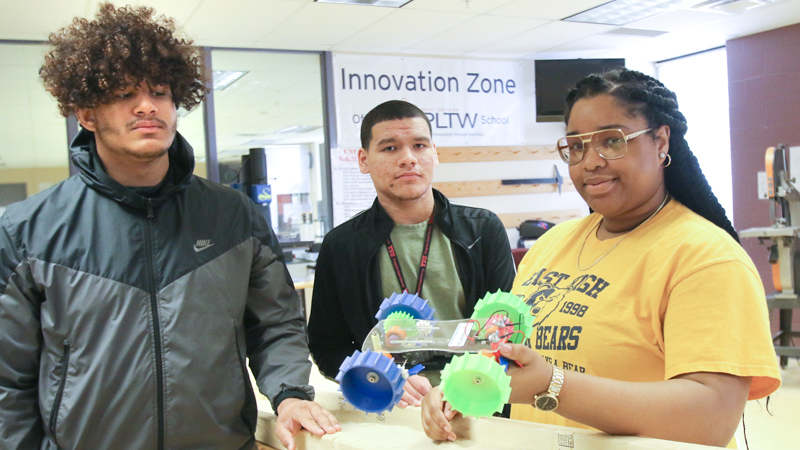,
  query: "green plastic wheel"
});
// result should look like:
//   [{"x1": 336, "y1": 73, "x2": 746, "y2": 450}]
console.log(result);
[
  {"x1": 470, "y1": 290, "x2": 534, "y2": 344},
  {"x1": 440, "y1": 353, "x2": 511, "y2": 417},
  {"x1": 382, "y1": 311, "x2": 418, "y2": 337}
]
